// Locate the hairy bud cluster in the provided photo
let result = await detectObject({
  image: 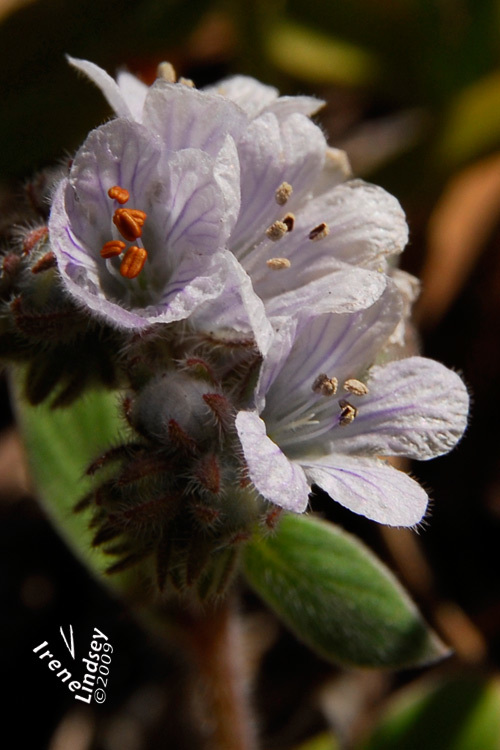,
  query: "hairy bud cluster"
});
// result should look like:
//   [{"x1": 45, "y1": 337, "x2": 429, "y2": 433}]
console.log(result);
[
  {"x1": 79, "y1": 347, "x2": 277, "y2": 601},
  {"x1": 130, "y1": 372, "x2": 225, "y2": 448},
  {"x1": 0, "y1": 175, "x2": 130, "y2": 406},
  {"x1": 2, "y1": 59, "x2": 470, "y2": 605}
]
